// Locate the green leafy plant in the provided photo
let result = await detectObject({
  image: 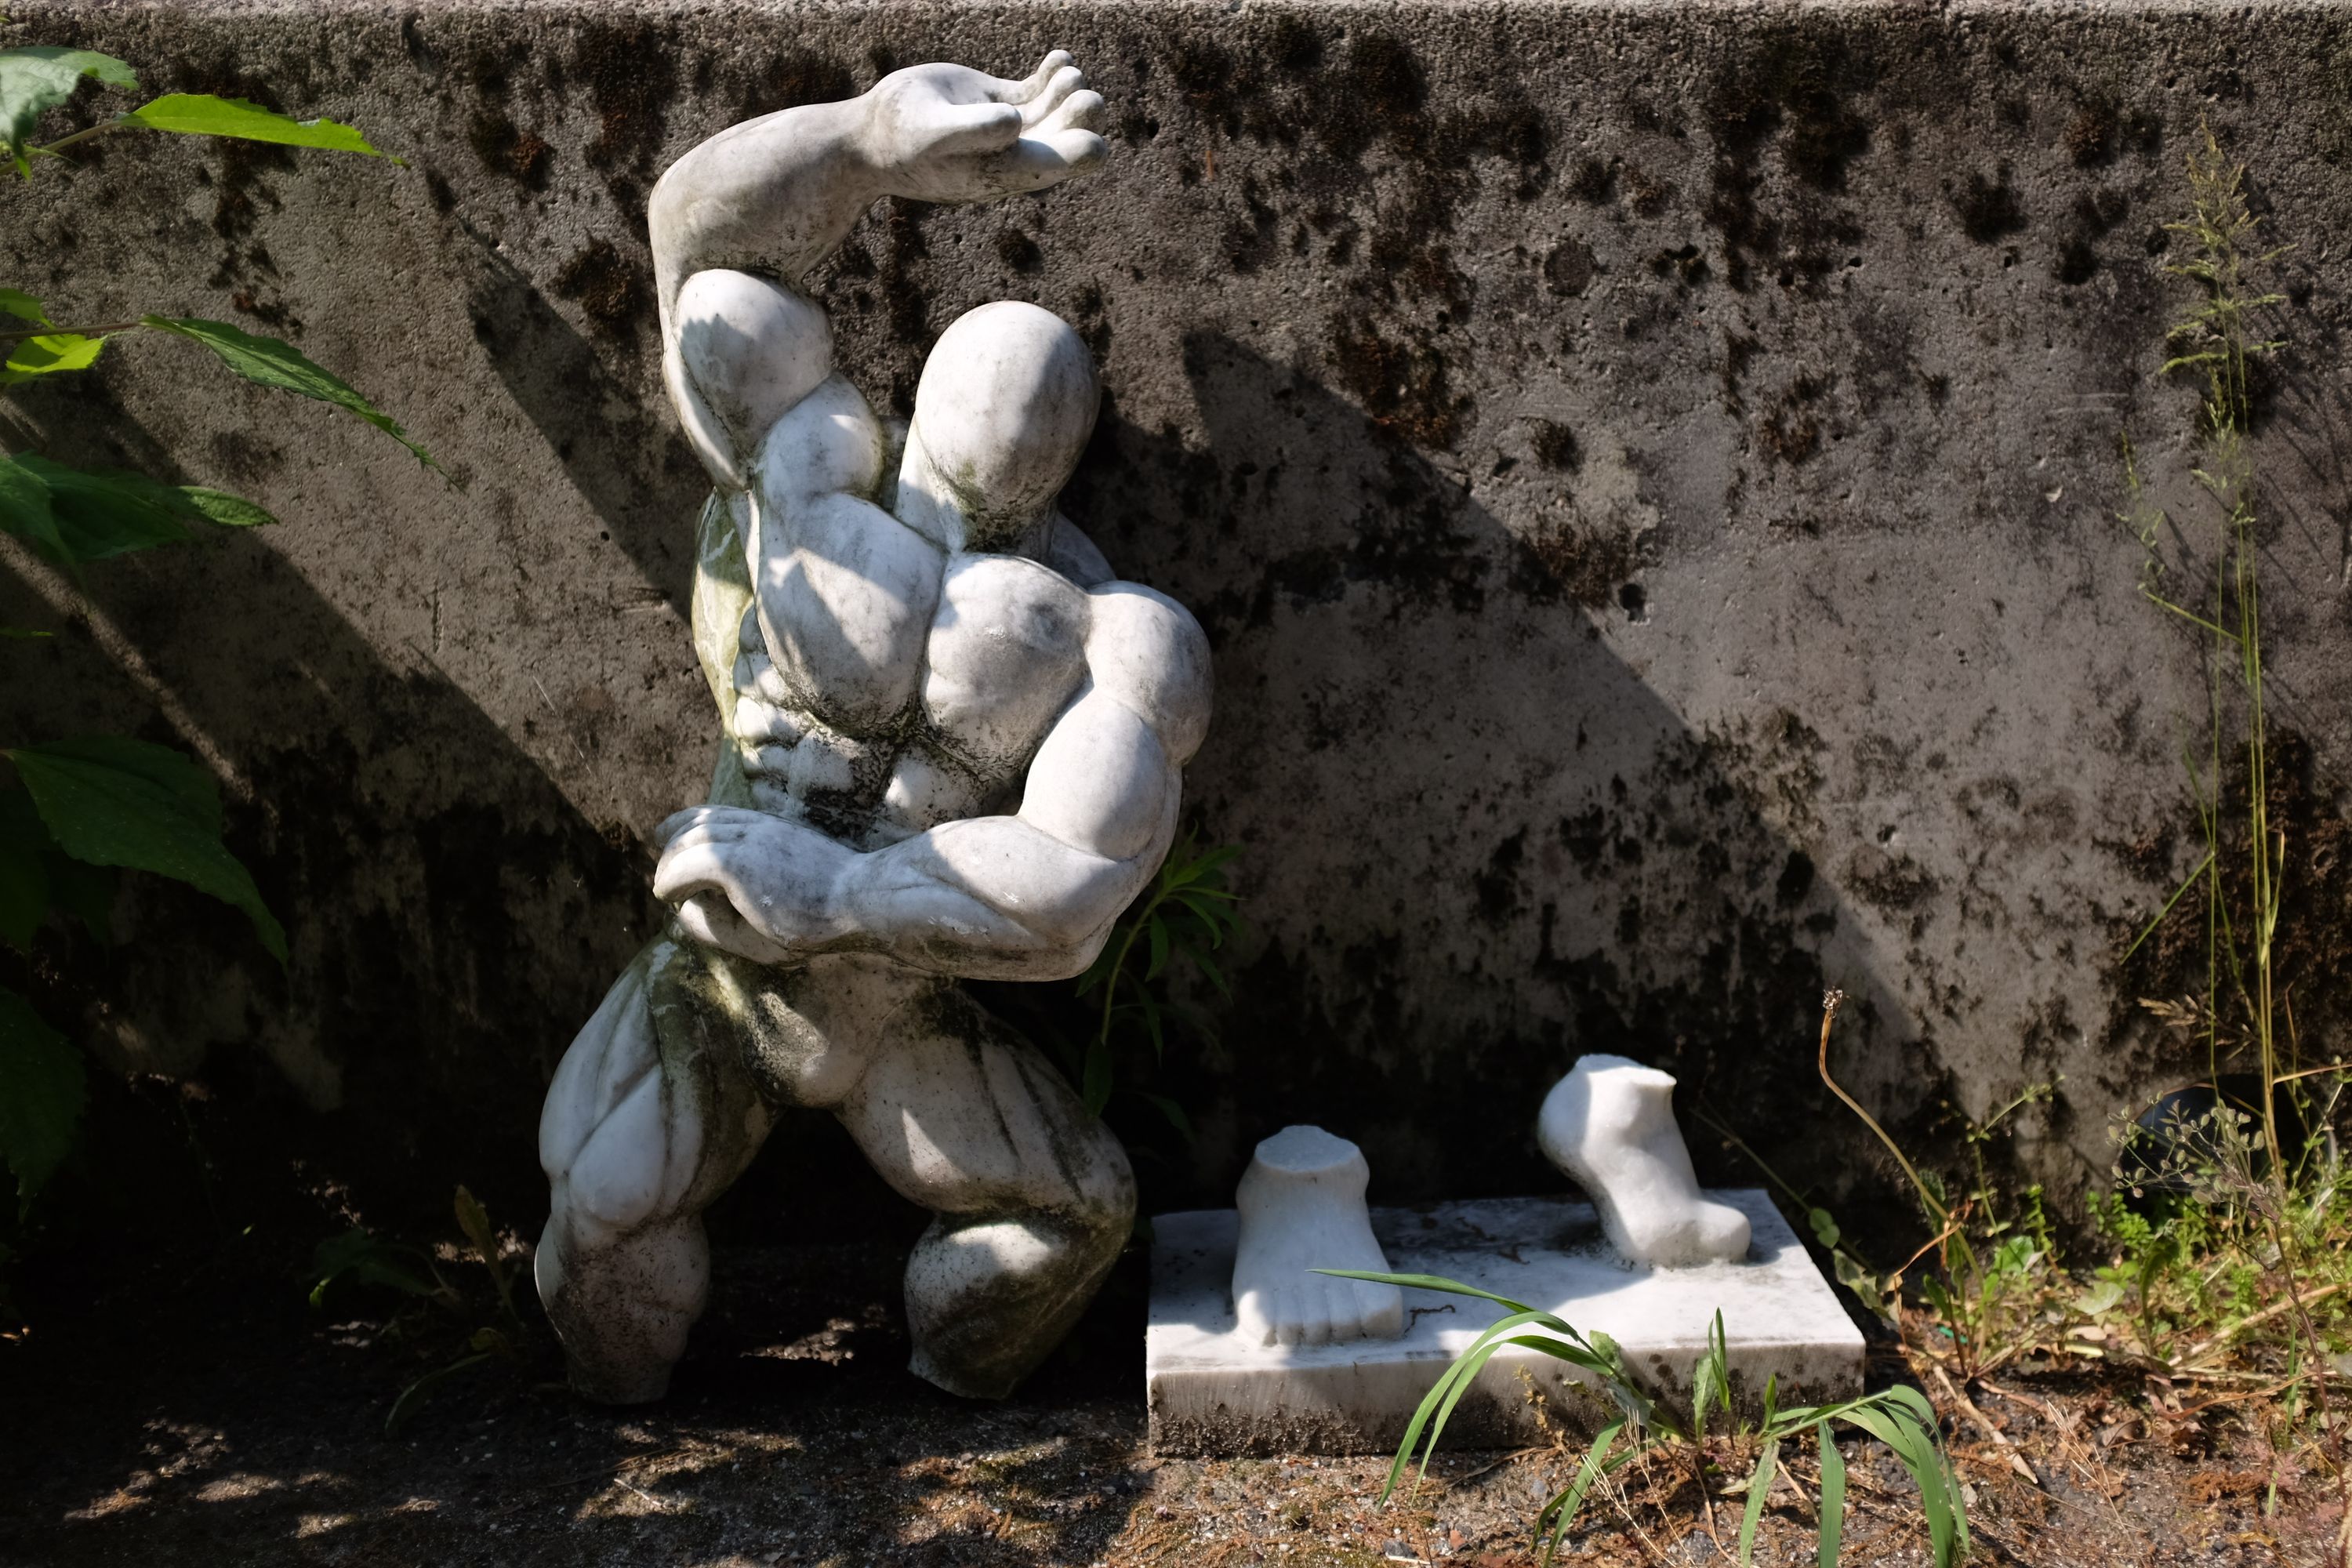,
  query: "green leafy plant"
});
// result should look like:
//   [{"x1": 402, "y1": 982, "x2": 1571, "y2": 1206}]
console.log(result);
[
  {"x1": 1068, "y1": 833, "x2": 1239, "y2": 1127},
  {"x1": 307, "y1": 1185, "x2": 525, "y2": 1434},
  {"x1": 1319, "y1": 1272, "x2": 1969, "y2": 1566},
  {"x1": 0, "y1": 43, "x2": 434, "y2": 1230}
]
